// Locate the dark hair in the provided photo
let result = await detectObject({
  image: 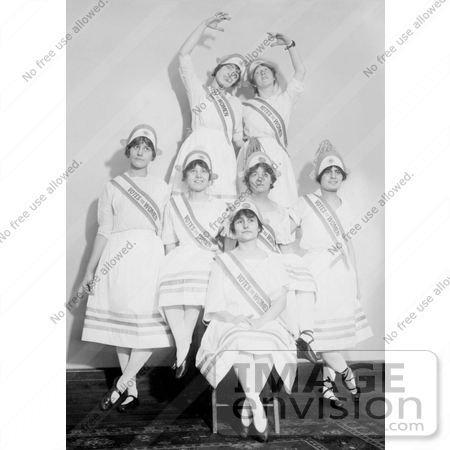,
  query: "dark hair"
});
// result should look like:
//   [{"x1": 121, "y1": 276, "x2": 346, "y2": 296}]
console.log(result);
[
  {"x1": 244, "y1": 162, "x2": 277, "y2": 191},
  {"x1": 182, "y1": 159, "x2": 212, "y2": 181},
  {"x1": 125, "y1": 136, "x2": 156, "y2": 160},
  {"x1": 316, "y1": 165, "x2": 348, "y2": 184},
  {"x1": 249, "y1": 63, "x2": 277, "y2": 95},
  {"x1": 212, "y1": 63, "x2": 241, "y2": 88},
  {"x1": 230, "y1": 209, "x2": 263, "y2": 235}
]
